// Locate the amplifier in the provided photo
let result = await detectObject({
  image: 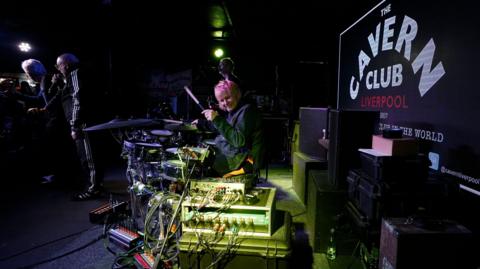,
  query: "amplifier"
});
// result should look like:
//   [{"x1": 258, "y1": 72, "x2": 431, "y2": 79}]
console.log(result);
[
  {"x1": 379, "y1": 218, "x2": 475, "y2": 269},
  {"x1": 328, "y1": 109, "x2": 379, "y2": 189},
  {"x1": 299, "y1": 107, "x2": 328, "y2": 159},
  {"x1": 306, "y1": 170, "x2": 347, "y2": 253}
]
